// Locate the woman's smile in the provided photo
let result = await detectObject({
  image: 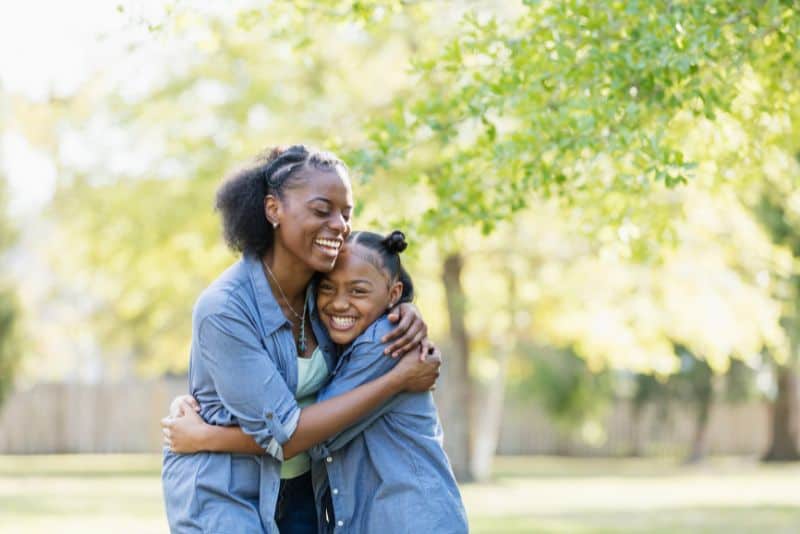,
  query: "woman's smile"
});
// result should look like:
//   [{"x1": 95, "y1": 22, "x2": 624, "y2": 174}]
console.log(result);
[{"x1": 314, "y1": 237, "x2": 343, "y2": 257}]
